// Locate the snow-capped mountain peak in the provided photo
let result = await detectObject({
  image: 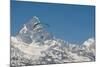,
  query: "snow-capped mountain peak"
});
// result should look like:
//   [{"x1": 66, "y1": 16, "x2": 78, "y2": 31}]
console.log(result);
[
  {"x1": 16, "y1": 16, "x2": 53, "y2": 44},
  {"x1": 19, "y1": 16, "x2": 42, "y2": 33},
  {"x1": 83, "y1": 38, "x2": 95, "y2": 47},
  {"x1": 82, "y1": 38, "x2": 95, "y2": 56}
]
